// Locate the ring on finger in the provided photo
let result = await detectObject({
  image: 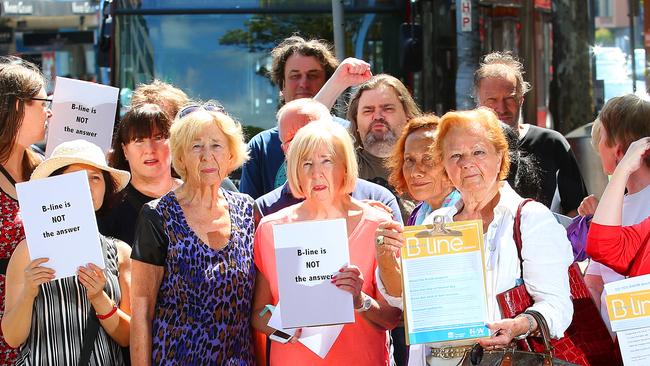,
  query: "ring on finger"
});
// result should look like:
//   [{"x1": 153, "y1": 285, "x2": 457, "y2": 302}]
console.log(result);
[{"x1": 375, "y1": 235, "x2": 384, "y2": 247}]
